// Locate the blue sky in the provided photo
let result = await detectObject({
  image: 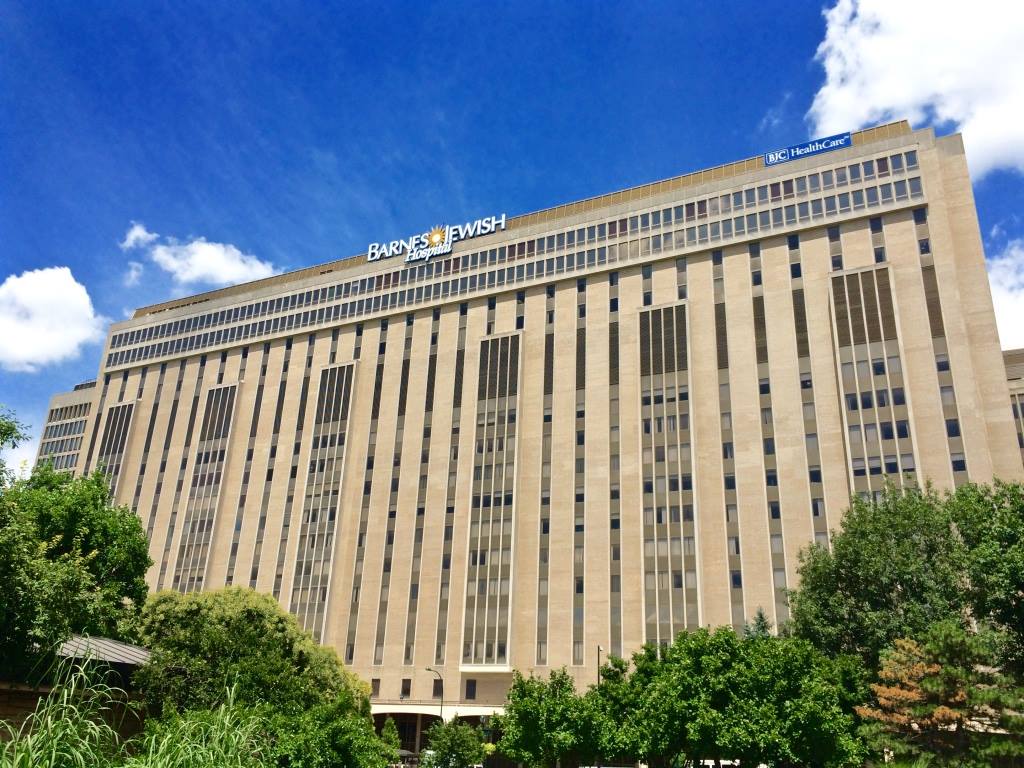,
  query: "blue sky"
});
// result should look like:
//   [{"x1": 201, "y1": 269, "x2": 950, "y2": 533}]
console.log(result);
[{"x1": 2, "y1": 0, "x2": 1022, "y2": 469}]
